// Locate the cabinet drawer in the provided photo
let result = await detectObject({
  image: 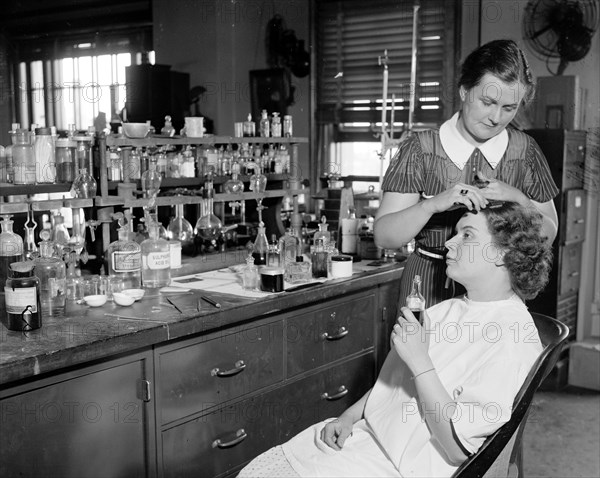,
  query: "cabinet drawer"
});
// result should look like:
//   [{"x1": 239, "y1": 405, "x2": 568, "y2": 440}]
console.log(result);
[
  {"x1": 559, "y1": 243, "x2": 582, "y2": 296},
  {"x1": 160, "y1": 354, "x2": 375, "y2": 478},
  {"x1": 157, "y1": 321, "x2": 284, "y2": 425},
  {"x1": 563, "y1": 136, "x2": 586, "y2": 190},
  {"x1": 286, "y1": 292, "x2": 375, "y2": 377},
  {"x1": 562, "y1": 189, "x2": 586, "y2": 244}
]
